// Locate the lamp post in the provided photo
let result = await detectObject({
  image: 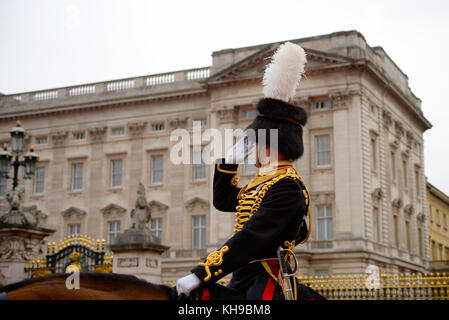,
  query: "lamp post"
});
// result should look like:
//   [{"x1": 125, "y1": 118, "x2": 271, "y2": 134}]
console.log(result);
[{"x1": 0, "y1": 121, "x2": 39, "y2": 191}]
